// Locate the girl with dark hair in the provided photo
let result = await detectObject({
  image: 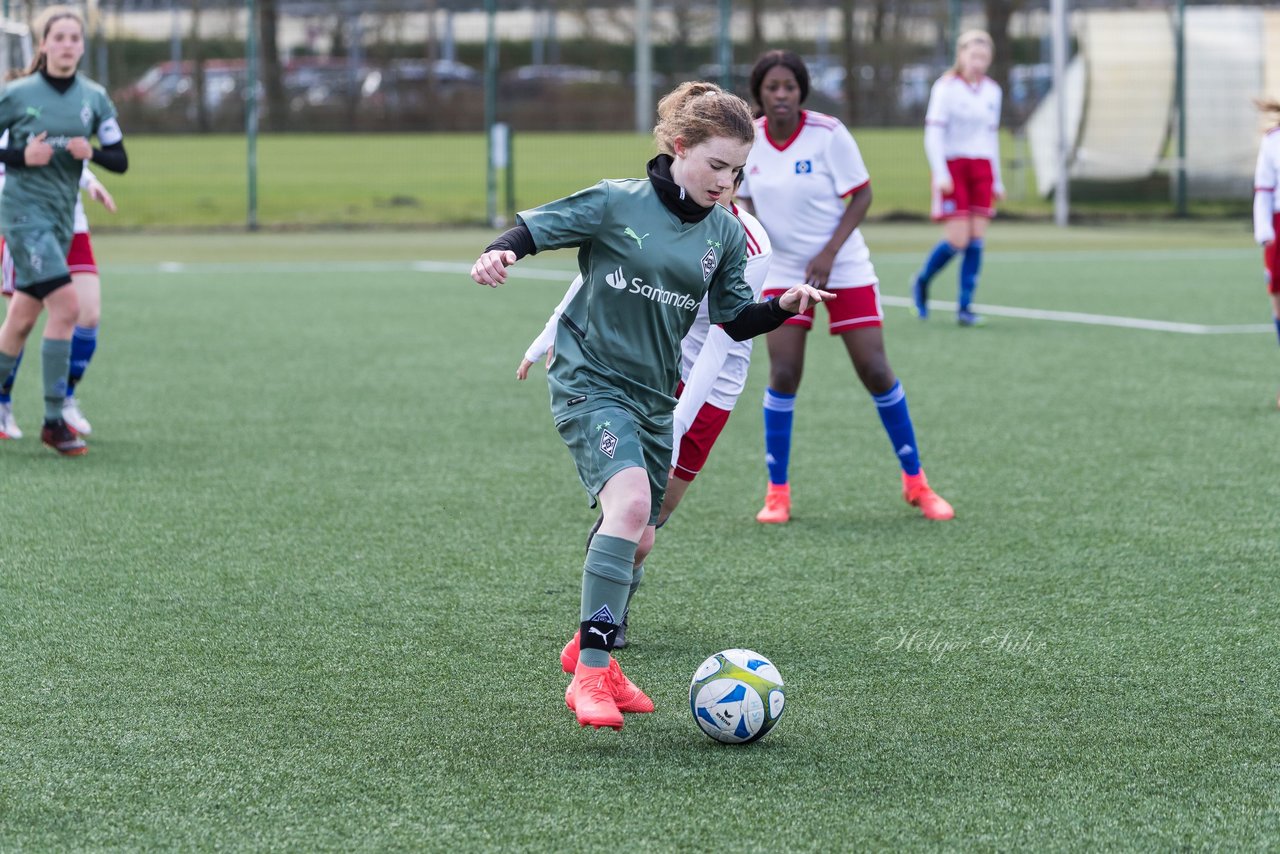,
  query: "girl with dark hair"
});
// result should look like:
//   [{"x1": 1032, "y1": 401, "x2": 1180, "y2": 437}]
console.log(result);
[
  {"x1": 738, "y1": 49, "x2": 954, "y2": 526},
  {"x1": 0, "y1": 5, "x2": 127, "y2": 456}
]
